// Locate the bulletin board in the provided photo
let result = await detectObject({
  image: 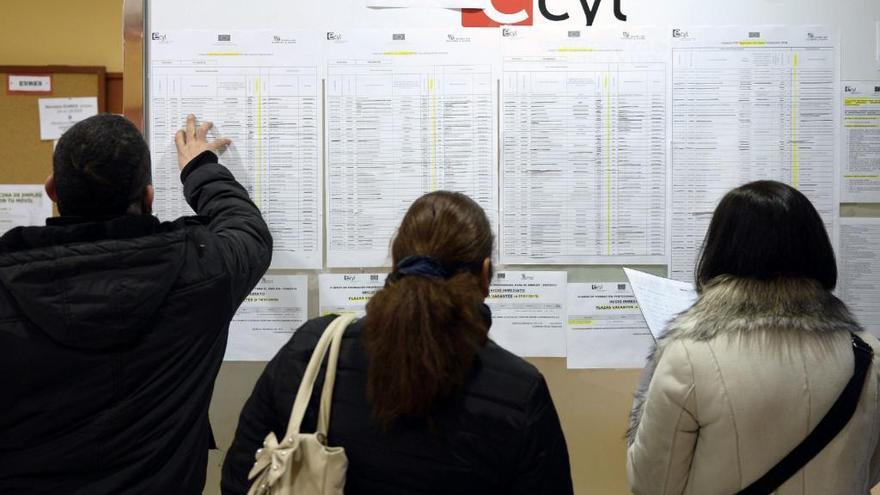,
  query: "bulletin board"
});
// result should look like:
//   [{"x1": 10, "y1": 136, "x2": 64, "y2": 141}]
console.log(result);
[
  {"x1": 124, "y1": 0, "x2": 880, "y2": 493},
  {"x1": 0, "y1": 66, "x2": 106, "y2": 186}
]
